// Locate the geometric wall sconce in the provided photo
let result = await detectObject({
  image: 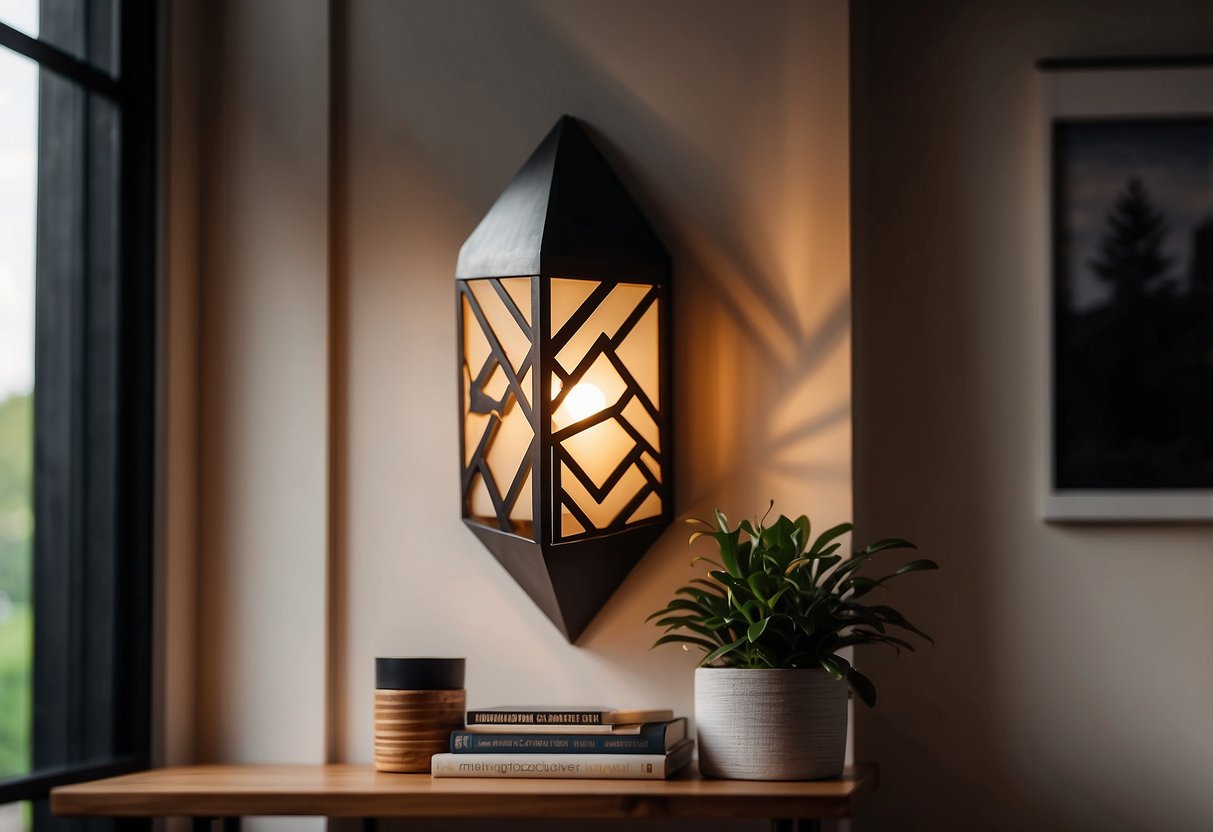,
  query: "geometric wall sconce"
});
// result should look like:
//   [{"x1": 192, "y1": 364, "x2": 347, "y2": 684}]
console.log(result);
[{"x1": 456, "y1": 116, "x2": 672, "y2": 642}]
